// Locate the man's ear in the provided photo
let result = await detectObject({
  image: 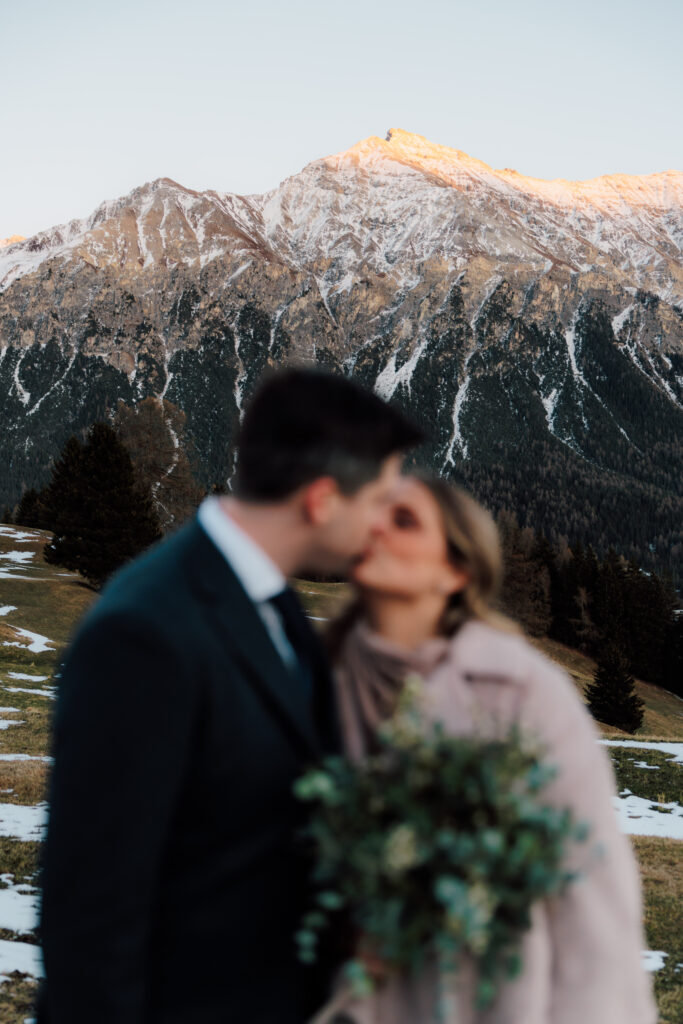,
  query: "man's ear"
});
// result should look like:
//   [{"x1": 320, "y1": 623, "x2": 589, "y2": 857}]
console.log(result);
[{"x1": 301, "y1": 476, "x2": 342, "y2": 526}]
